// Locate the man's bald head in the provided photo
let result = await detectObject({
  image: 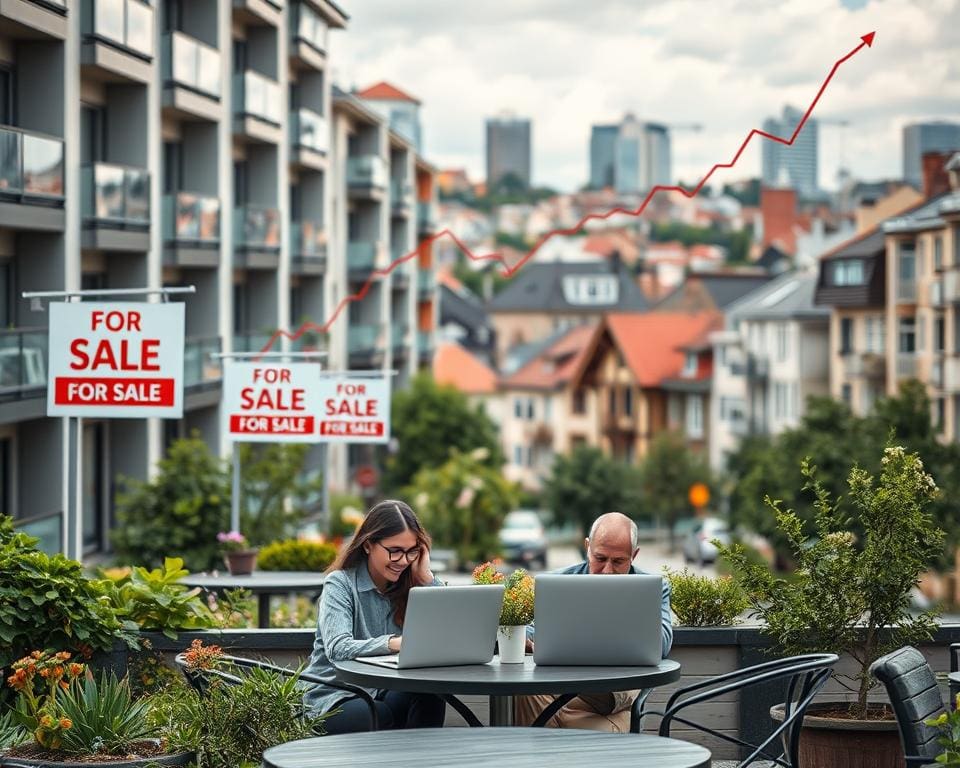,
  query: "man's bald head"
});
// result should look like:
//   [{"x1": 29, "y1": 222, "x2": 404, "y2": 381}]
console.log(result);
[{"x1": 585, "y1": 512, "x2": 639, "y2": 574}]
